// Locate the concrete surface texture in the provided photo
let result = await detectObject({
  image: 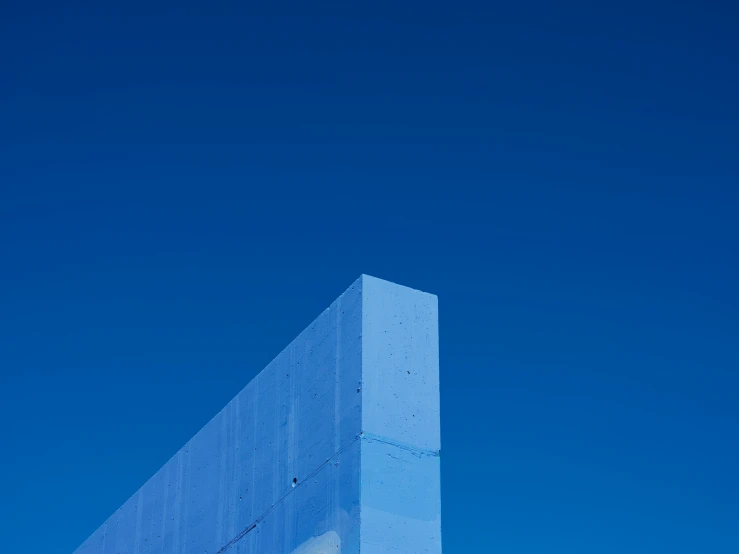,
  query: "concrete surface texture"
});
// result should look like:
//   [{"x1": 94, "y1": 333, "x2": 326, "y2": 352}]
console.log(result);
[{"x1": 74, "y1": 275, "x2": 441, "y2": 554}]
